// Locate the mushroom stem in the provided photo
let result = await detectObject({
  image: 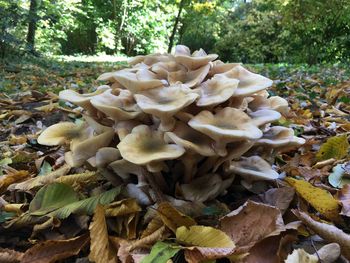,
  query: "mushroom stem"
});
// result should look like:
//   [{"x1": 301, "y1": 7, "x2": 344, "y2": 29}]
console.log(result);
[
  {"x1": 214, "y1": 141, "x2": 228, "y2": 156},
  {"x1": 181, "y1": 153, "x2": 201, "y2": 183},
  {"x1": 141, "y1": 168, "x2": 166, "y2": 202},
  {"x1": 159, "y1": 116, "x2": 176, "y2": 131},
  {"x1": 197, "y1": 155, "x2": 219, "y2": 175}
]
